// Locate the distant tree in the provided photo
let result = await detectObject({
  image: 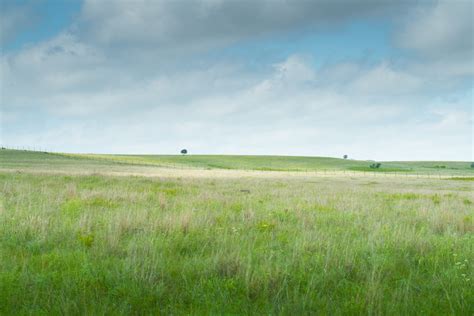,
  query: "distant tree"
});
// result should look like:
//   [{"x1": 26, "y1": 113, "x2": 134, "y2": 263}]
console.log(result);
[
  {"x1": 370, "y1": 162, "x2": 381, "y2": 169},
  {"x1": 181, "y1": 149, "x2": 188, "y2": 155},
  {"x1": 471, "y1": 162, "x2": 474, "y2": 168},
  {"x1": 343, "y1": 155, "x2": 348, "y2": 159}
]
